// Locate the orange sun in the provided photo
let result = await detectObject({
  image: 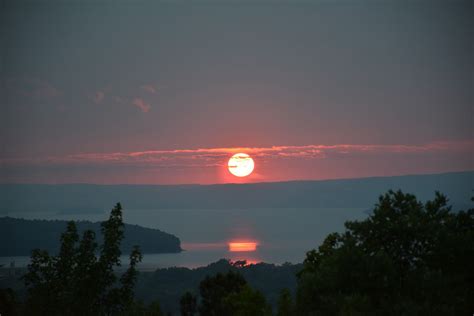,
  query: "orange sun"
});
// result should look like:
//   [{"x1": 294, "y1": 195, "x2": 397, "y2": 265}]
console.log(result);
[{"x1": 228, "y1": 153, "x2": 255, "y2": 177}]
